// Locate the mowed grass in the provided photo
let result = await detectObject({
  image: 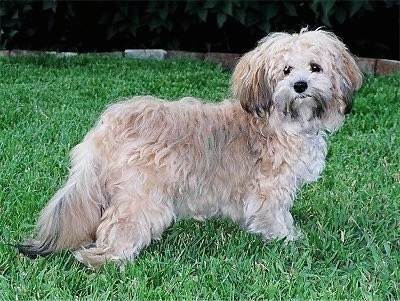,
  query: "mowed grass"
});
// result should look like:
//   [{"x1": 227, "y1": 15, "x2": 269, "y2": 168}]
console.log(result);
[{"x1": 0, "y1": 55, "x2": 399, "y2": 300}]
